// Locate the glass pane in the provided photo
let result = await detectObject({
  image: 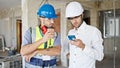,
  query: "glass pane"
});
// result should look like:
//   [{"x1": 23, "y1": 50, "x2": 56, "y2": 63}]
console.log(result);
[
  {"x1": 98, "y1": 0, "x2": 120, "y2": 68},
  {"x1": 115, "y1": 0, "x2": 120, "y2": 68}
]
